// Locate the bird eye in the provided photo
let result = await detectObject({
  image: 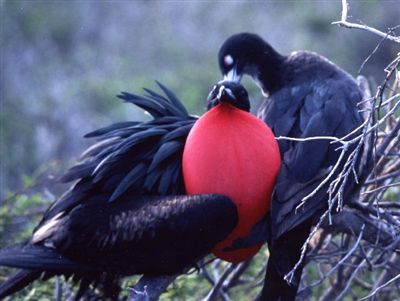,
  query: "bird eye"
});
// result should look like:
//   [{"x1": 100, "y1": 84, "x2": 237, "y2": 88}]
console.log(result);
[{"x1": 224, "y1": 55, "x2": 234, "y2": 66}]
